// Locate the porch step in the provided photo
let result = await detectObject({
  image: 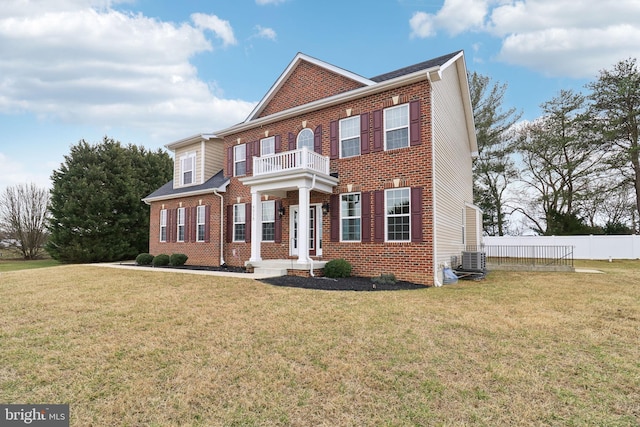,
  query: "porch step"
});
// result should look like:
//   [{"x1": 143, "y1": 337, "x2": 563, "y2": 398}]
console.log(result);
[{"x1": 247, "y1": 259, "x2": 328, "y2": 278}]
